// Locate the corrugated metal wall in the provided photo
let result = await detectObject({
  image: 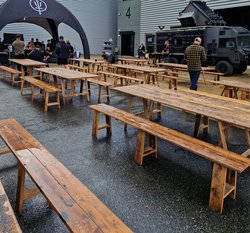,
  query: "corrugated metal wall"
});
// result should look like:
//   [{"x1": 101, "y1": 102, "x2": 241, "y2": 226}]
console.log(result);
[
  {"x1": 0, "y1": 0, "x2": 117, "y2": 54},
  {"x1": 140, "y1": 0, "x2": 250, "y2": 43}
]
